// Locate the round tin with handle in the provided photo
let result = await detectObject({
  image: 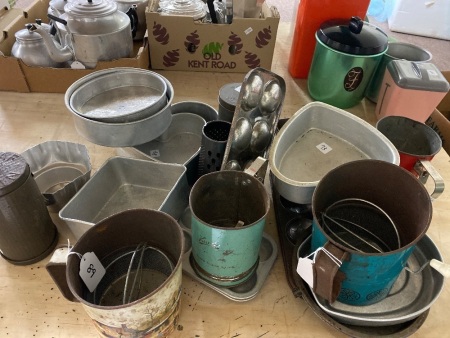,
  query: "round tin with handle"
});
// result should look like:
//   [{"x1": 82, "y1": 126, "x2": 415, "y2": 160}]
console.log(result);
[
  {"x1": 307, "y1": 17, "x2": 388, "y2": 109},
  {"x1": 310, "y1": 159, "x2": 432, "y2": 306}
]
